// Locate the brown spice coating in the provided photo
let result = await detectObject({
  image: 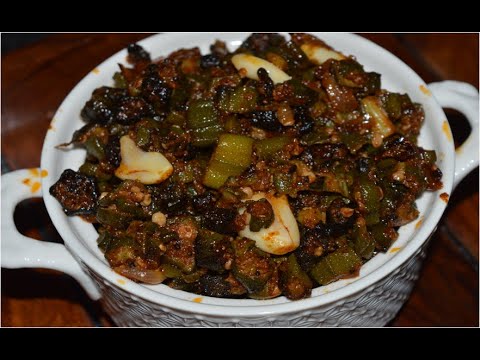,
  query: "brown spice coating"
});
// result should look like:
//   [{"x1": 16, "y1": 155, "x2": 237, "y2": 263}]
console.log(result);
[
  {"x1": 51, "y1": 34, "x2": 444, "y2": 301},
  {"x1": 49, "y1": 169, "x2": 98, "y2": 216}
]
